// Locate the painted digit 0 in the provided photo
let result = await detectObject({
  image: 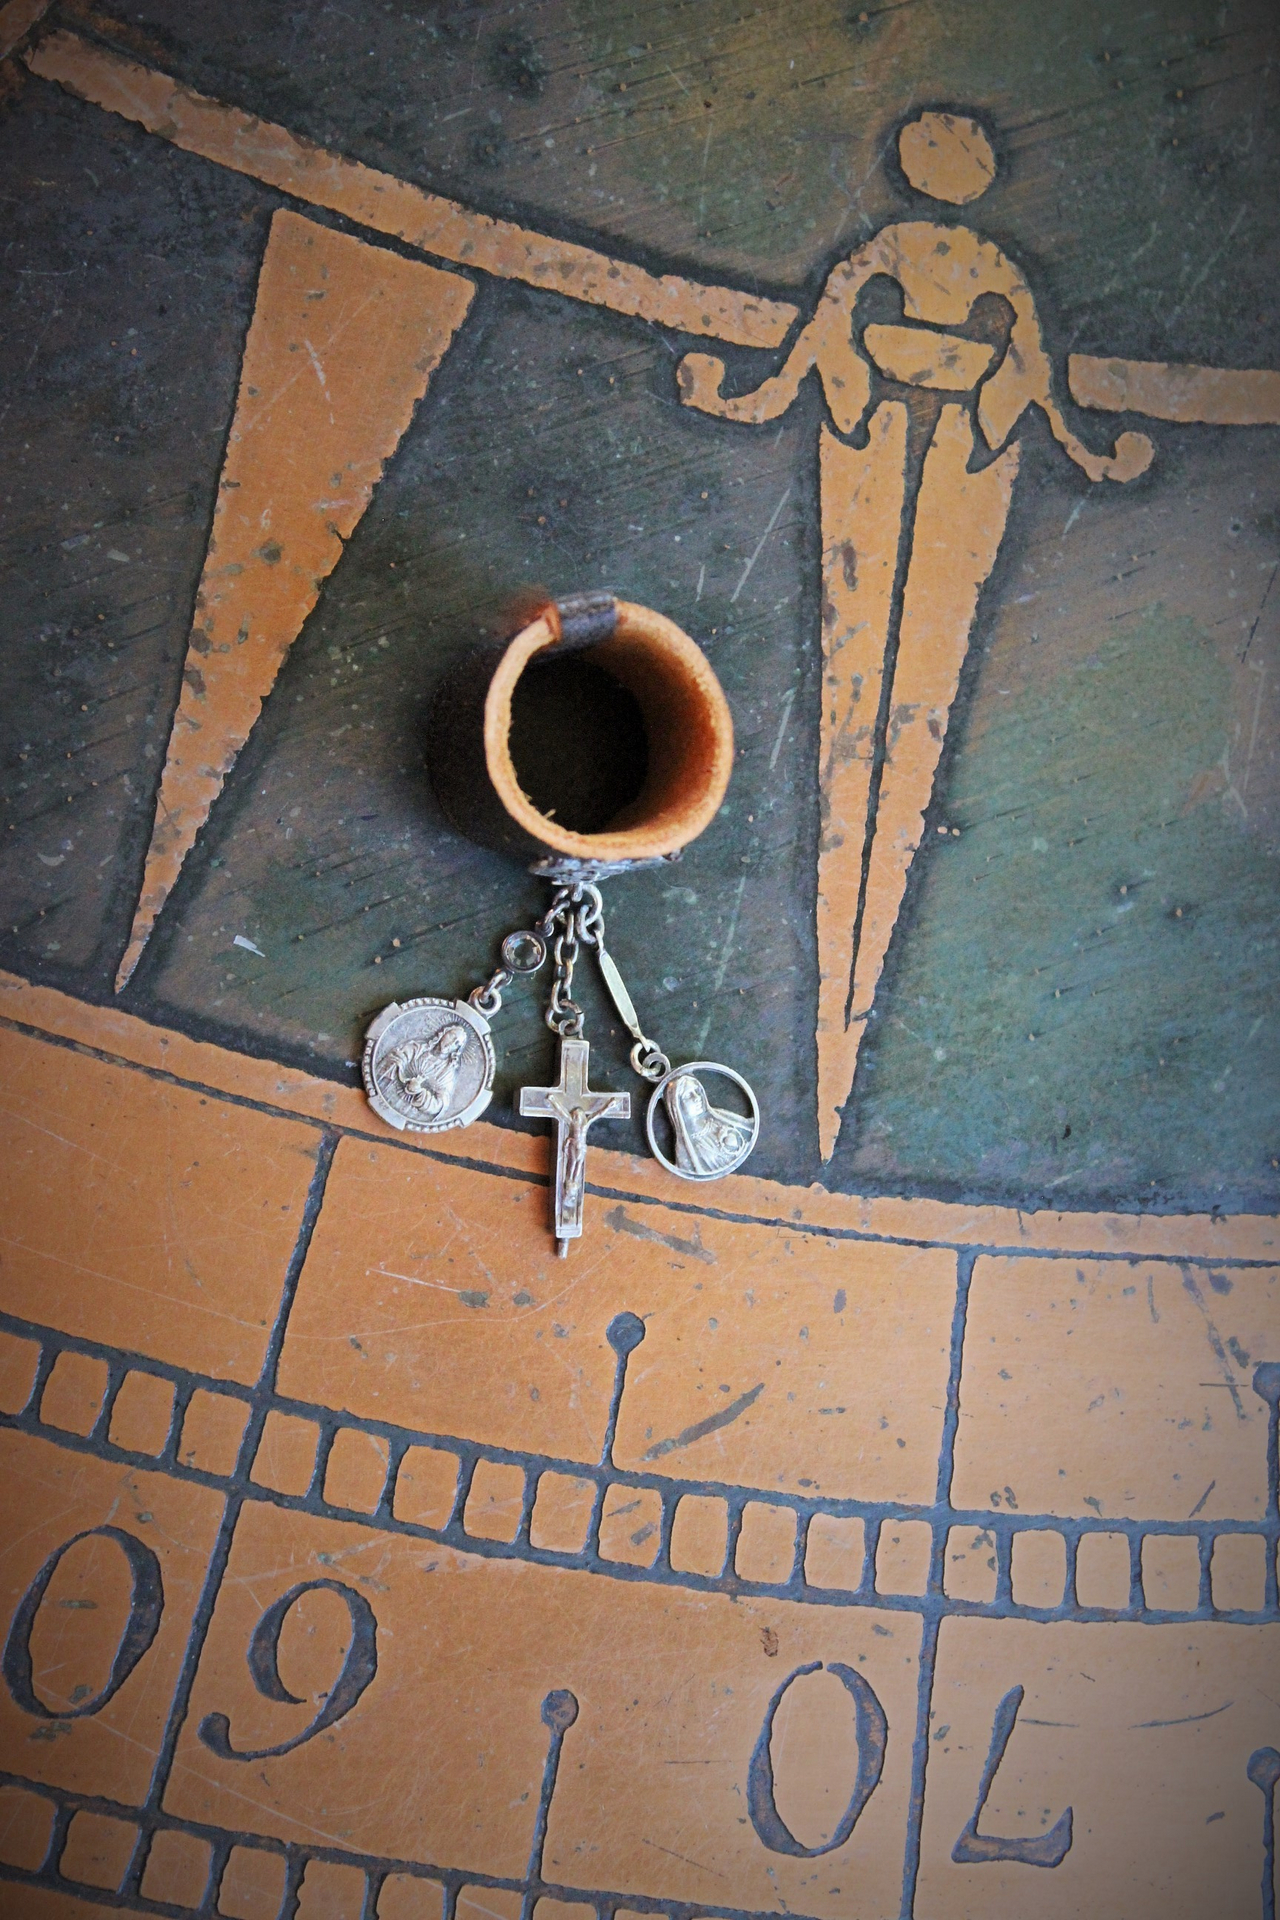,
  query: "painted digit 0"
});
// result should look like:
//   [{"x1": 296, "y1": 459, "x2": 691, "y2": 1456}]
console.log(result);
[
  {"x1": 2, "y1": 1526, "x2": 164, "y2": 1719},
  {"x1": 747, "y1": 1660, "x2": 888, "y2": 1856},
  {"x1": 198, "y1": 1578, "x2": 377, "y2": 1762}
]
